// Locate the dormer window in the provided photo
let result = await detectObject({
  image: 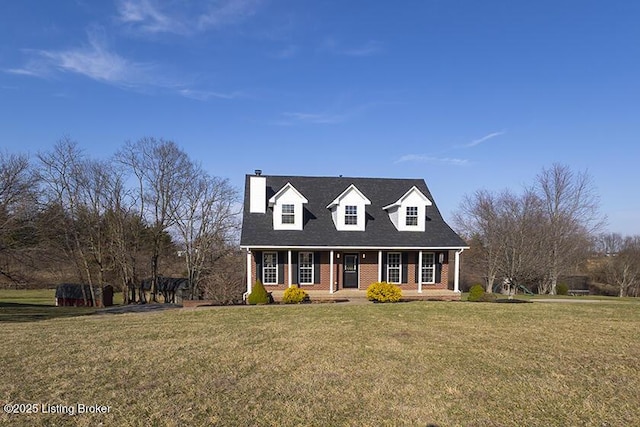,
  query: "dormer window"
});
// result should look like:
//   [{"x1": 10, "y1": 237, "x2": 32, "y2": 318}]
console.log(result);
[
  {"x1": 406, "y1": 206, "x2": 418, "y2": 226},
  {"x1": 269, "y1": 183, "x2": 308, "y2": 231},
  {"x1": 345, "y1": 205, "x2": 358, "y2": 225},
  {"x1": 326, "y1": 184, "x2": 371, "y2": 231},
  {"x1": 282, "y1": 204, "x2": 295, "y2": 224},
  {"x1": 383, "y1": 186, "x2": 432, "y2": 232}
]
